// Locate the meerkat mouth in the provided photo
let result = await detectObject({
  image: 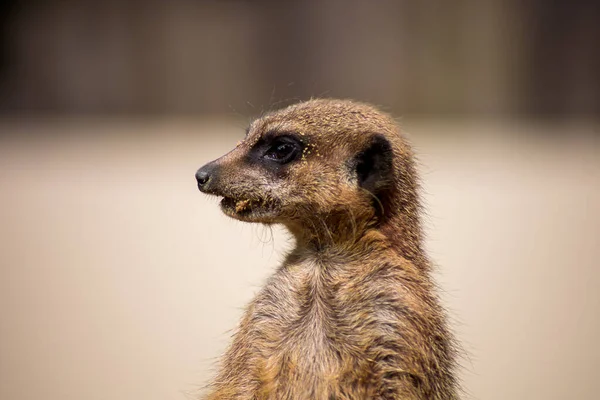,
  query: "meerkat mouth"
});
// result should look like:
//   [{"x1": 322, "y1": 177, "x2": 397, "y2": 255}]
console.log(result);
[{"x1": 219, "y1": 196, "x2": 278, "y2": 222}]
